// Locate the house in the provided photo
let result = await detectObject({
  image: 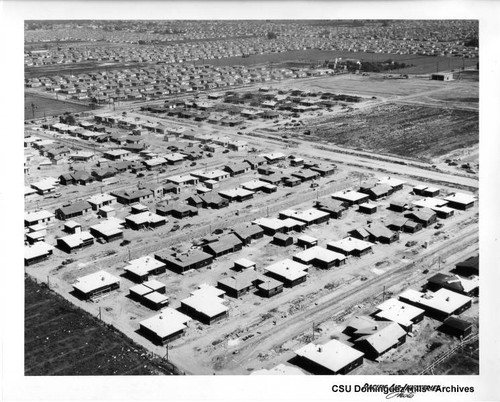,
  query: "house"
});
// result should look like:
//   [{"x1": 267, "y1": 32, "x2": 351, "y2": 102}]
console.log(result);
[
  {"x1": 30, "y1": 179, "x2": 56, "y2": 195},
  {"x1": 377, "y1": 176, "x2": 405, "y2": 192},
  {"x1": 224, "y1": 163, "x2": 251, "y2": 177},
  {"x1": 363, "y1": 184, "x2": 393, "y2": 200},
  {"x1": 24, "y1": 210, "x2": 55, "y2": 227},
  {"x1": 191, "y1": 169, "x2": 230, "y2": 182},
  {"x1": 70, "y1": 171, "x2": 94, "y2": 185},
  {"x1": 314, "y1": 200, "x2": 346, "y2": 219},
  {"x1": 55, "y1": 201, "x2": 92, "y2": 221},
  {"x1": 363, "y1": 223, "x2": 399, "y2": 244},
  {"x1": 402, "y1": 220, "x2": 422, "y2": 233},
  {"x1": 244, "y1": 156, "x2": 267, "y2": 170},
  {"x1": 455, "y1": 256, "x2": 479, "y2": 277},
  {"x1": 92, "y1": 167, "x2": 118, "y2": 182},
  {"x1": 273, "y1": 233, "x2": 294, "y2": 247},
  {"x1": 385, "y1": 216, "x2": 409, "y2": 232},
  {"x1": 63, "y1": 220, "x2": 82, "y2": 234},
  {"x1": 413, "y1": 185, "x2": 440, "y2": 197},
  {"x1": 24, "y1": 242, "x2": 54, "y2": 266},
  {"x1": 326, "y1": 236, "x2": 373, "y2": 257},
  {"x1": 250, "y1": 363, "x2": 305, "y2": 376},
  {"x1": 264, "y1": 259, "x2": 309, "y2": 287},
  {"x1": 242, "y1": 180, "x2": 277, "y2": 193},
  {"x1": 125, "y1": 212, "x2": 166, "y2": 230},
  {"x1": 234, "y1": 258, "x2": 257, "y2": 272},
  {"x1": 293, "y1": 246, "x2": 346, "y2": 269},
  {"x1": 291, "y1": 170, "x2": 320, "y2": 182},
  {"x1": 156, "y1": 203, "x2": 198, "y2": 219},
  {"x1": 283, "y1": 176, "x2": 301, "y2": 187},
  {"x1": 164, "y1": 153, "x2": 186, "y2": 165},
  {"x1": 294, "y1": 340, "x2": 364, "y2": 375},
  {"x1": 252, "y1": 218, "x2": 286, "y2": 236},
  {"x1": 112, "y1": 188, "x2": 153, "y2": 205},
  {"x1": 405, "y1": 207, "x2": 437, "y2": 227},
  {"x1": 167, "y1": 174, "x2": 199, "y2": 187},
  {"x1": 217, "y1": 269, "x2": 263, "y2": 298},
  {"x1": 358, "y1": 202, "x2": 377, "y2": 215},
  {"x1": 186, "y1": 195, "x2": 204, "y2": 208},
  {"x1": 279, "y1": 209, "x2": 330, "y2": 226},
  {"x1": 413, "y1": 198, "x2": 454, "y2": 219},
  {"x1": 398, "y1": 288, "x2": 472, "y2": 321},
  {"x1": 103, "y1": 149, "x2": 130, "y2": 161},
  {"x1": 72, "y1": 270, "x2": 120, "y2": 299},
  {"x1": 296, "y1": 235, "x2": 318, "y2": 249},
  {"x1": 180, "y1": 285, "x2": 229, "y2": 325},
  {"x1": 124, "y1": 256, "x2": 167, "y2": 283},
  {"x1": 218, "y1": 188, "x2": 254, "y2": 203},
  {"x1": 231, "y1": 224, "x2": 265, "y2": 246},
  {"x1": 348, "y1": 227, "x2": 370, "y2": 242},
  {"x1": 89, "y1": 219, "x2": 124, "y2": 243},
  {"x1": 426, "y1": 273, "x2": 479, "y2": 297},
  {"x1": 280, "y1": 218, "x2": 307, "y2": 233},
  {"x1": 352, "y1": 321, "x2": 407, "y2": 360},
  {"x1": 331, "y1": 190, "x2": 369, "y2": 206},
  {"x1": 87, "y1": 193, "x2": 116, "y2": 210},
  {"x1": 200, "y1": 193, "x2": 229, "y2": 209},
  {"x1": 130, "y1": 203, "x2": 149, "y2": 215},
  {"x1": 374, "y1": 298, "x2": 425, "y2": 332},
  {"x1": 155, "y1": 249, "x2": 213, "y2": 274},
  {"x1": 261, "y1": 152, "x2": 286, "y2": 164},
  {"x1": 203, "y1": 234, "x2": 243, "y2": 258},
  {"x1": 57, "y1": 231, "x2": 94, "y2": 253},
  {"x1": 310, "y1": 164, "x2": 336, "y2": 177},
  {"x1": 260, "y1": 174, "x2": 285, "y2": 186},
  {"x1": 443, "y1": 193, "x2": 476, "y2": 210},
  {"x1": 257, "y1": 166, "x2": 278, "y2": 176},
  {"x1": 439, "y1": 317, "x2": 473, "y2": 338},
  {"x1": 139, "y1": 308, "x2": 191, "y2": 345},
  {"x1": 389, "y1": 200, "x2": 409, "y2": 213},
  {"x1": 257, "y1": 277, "x2": 284, "y2": 298}
]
